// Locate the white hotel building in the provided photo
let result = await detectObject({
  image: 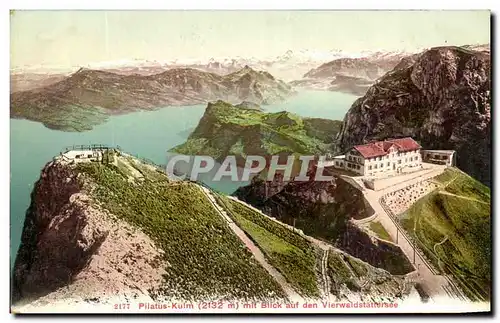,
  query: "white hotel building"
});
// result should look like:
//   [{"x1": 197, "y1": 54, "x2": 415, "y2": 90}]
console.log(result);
[{"x1": 332, "y1": 137, "x2": 423, "y2": 176}]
